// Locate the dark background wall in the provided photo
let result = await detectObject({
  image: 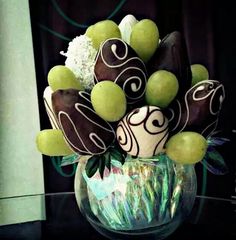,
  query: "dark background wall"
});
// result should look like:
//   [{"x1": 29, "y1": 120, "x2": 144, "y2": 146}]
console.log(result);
[{"x1": 29, "y1": 0, "x2": 236, "y2": 199}]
